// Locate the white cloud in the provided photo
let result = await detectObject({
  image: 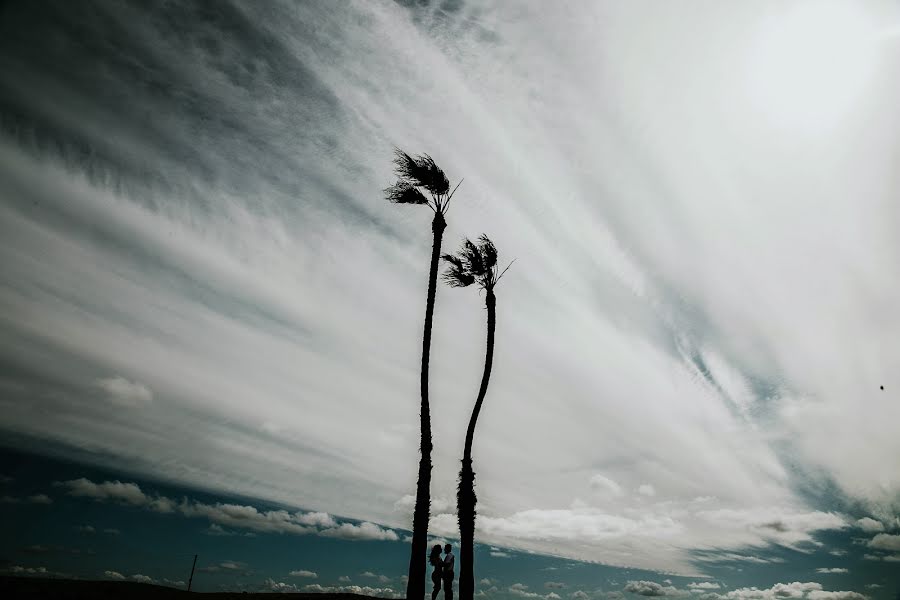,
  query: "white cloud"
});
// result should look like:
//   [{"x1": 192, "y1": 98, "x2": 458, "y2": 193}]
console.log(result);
[
  {"x1": 855, "y1": 518, "x2": 883, "y2": 532},
  {"x1": 814, "y1": 568, "x2": 848, "y2": 574},
  {"x1": 131, "y1": 574, "x2": 155, "y2": 584},
  {"x1": 302, "y1": 583, "x2": 402, "y2": 599},
  {"x1": 689, "y1": 583, "x2": 721, "y2": 590},
  {"x1": 546, "y1": 582, "x2": 567, "y2": 590},
  {"x1": 105, "y1": 570, "x2": 125, "y2": 580},
  {"x1": 867, "y1": 533, "x2": 900, "y2": 551},
  {"x1": 96, "y1": 376, "x2": 153, "y2": 407},
  {"x1": 76, "y1": 525, "x2": 95, "y2": 534},
  {"x1": 60, "y1": 478, "x2": 149, "y2": 506},
  {"x1": 624, "y1": 581, "x2": 687, "y2": 597},
  {"x1": 702, "y1": 582, "x2": 865, "y2": 600},
  {"x1": 319, "y1": 522, "x2": 398, "y2": 541},
  {"x1": 289, "y1": 570, "x2": 317, "y2": 578},
  {"x1": 265, "y1": 579, "x2": 299, "y2": 593},
  {"x1": 10, "y1": 566, "x2": 49, "y2": 575},
  {"x1": 806, "y1": 593, "x2": 866, "y2": 600},
  {"x1": 27, "y1": 494, "x2": 52, "y2": 504}
]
